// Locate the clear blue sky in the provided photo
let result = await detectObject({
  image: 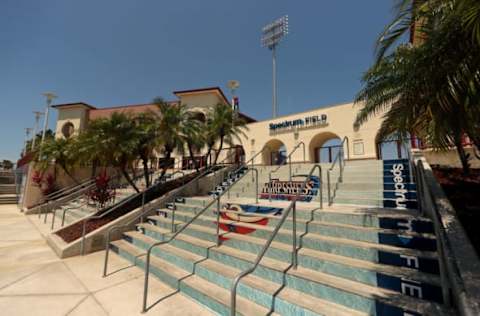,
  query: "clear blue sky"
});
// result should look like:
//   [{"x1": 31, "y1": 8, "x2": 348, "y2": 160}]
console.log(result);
[{"x1": 0, "y1": 0, "x2": 394, "y2": 162}]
